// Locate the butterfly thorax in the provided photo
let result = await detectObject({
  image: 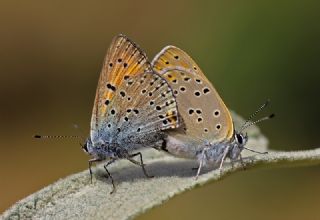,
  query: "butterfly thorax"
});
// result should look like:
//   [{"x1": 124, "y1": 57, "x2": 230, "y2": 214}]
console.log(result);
[
  {"x1": 199, "y1": 131, "x2": 248, "y2": 166},
  {"x1": 83, "y1": 138, "x2": 125, "y2": 161}
]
